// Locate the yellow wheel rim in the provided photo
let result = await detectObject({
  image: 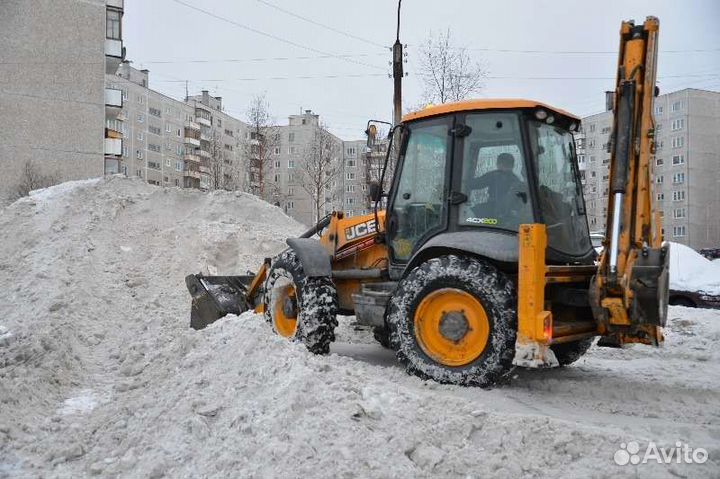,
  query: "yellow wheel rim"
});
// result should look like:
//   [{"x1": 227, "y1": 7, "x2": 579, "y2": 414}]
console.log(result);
[
  {"x1": 273, "y1": 283, "x2": 298, "y2": 338},
  {"x1": 414, "y1": 288, "x2": 490, "y2": 367}
]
